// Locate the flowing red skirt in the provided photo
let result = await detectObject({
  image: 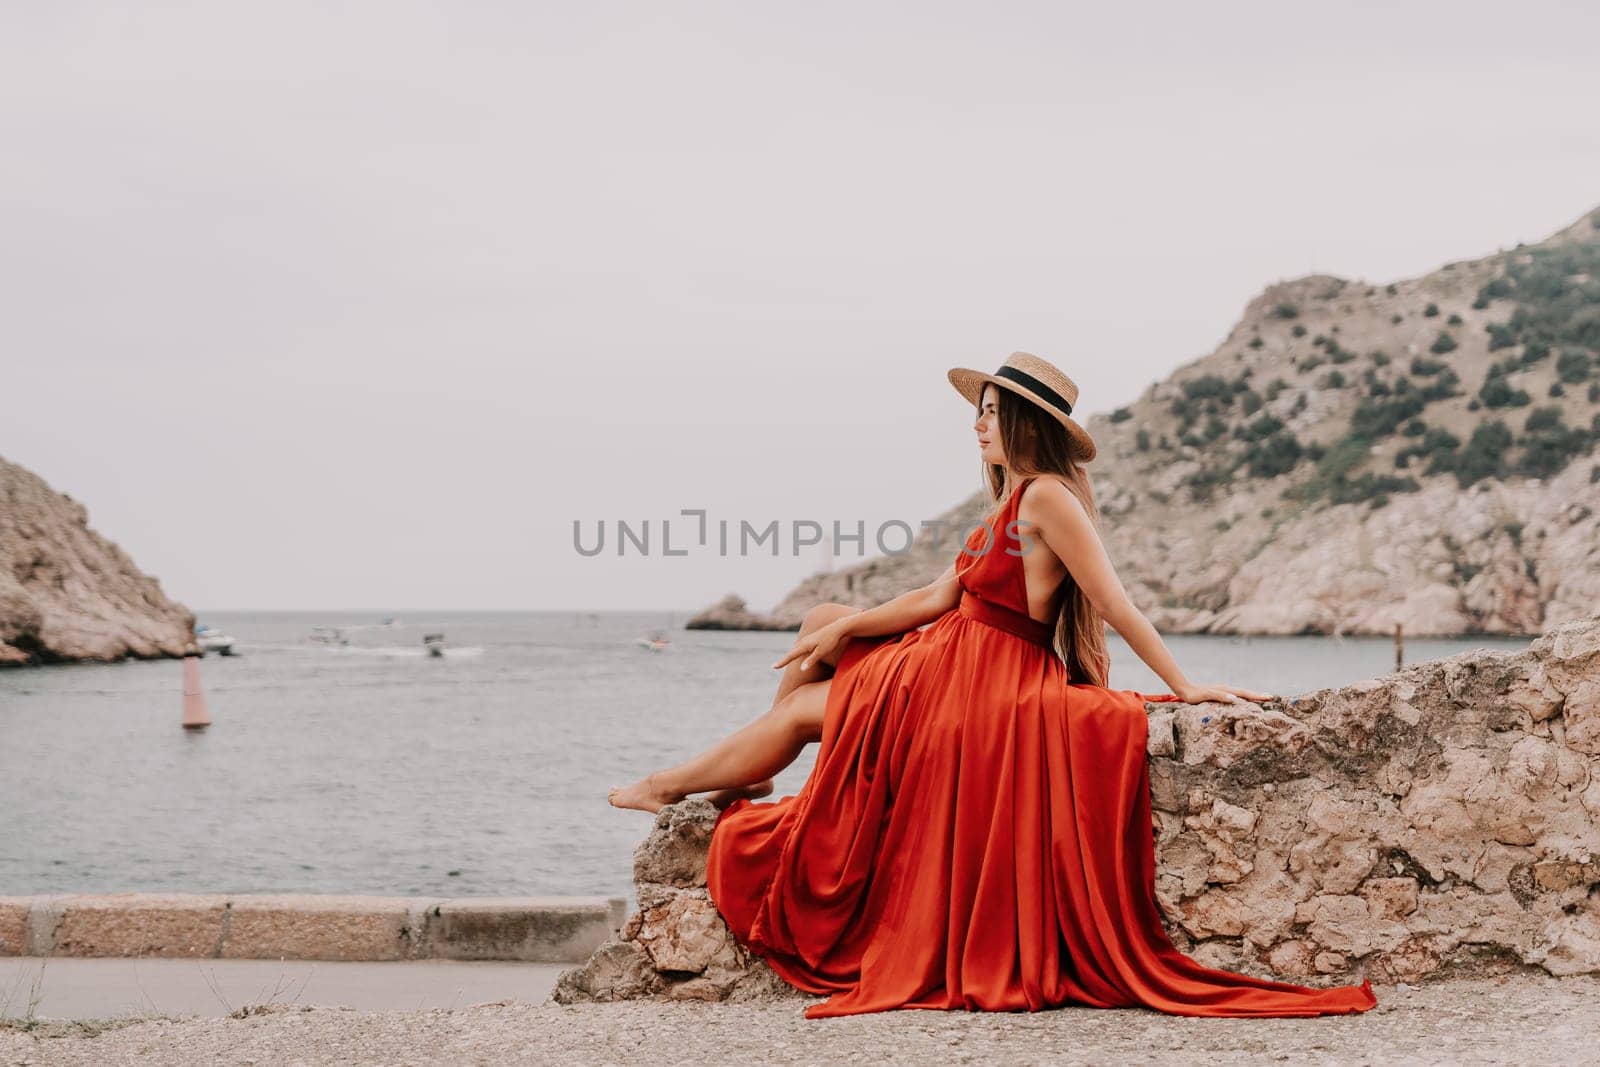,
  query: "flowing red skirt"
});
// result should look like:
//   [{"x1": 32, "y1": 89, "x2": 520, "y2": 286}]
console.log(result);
[{"x1": 705, "y1": 609, "x2": 1377, "y2": 1019}]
